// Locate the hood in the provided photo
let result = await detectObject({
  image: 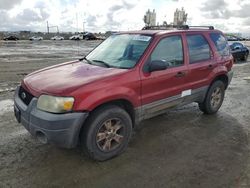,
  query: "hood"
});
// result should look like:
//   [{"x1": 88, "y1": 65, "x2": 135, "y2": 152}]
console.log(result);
[{"x1": 23, "y1": 60, "x2": 127, "y2": 96}]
